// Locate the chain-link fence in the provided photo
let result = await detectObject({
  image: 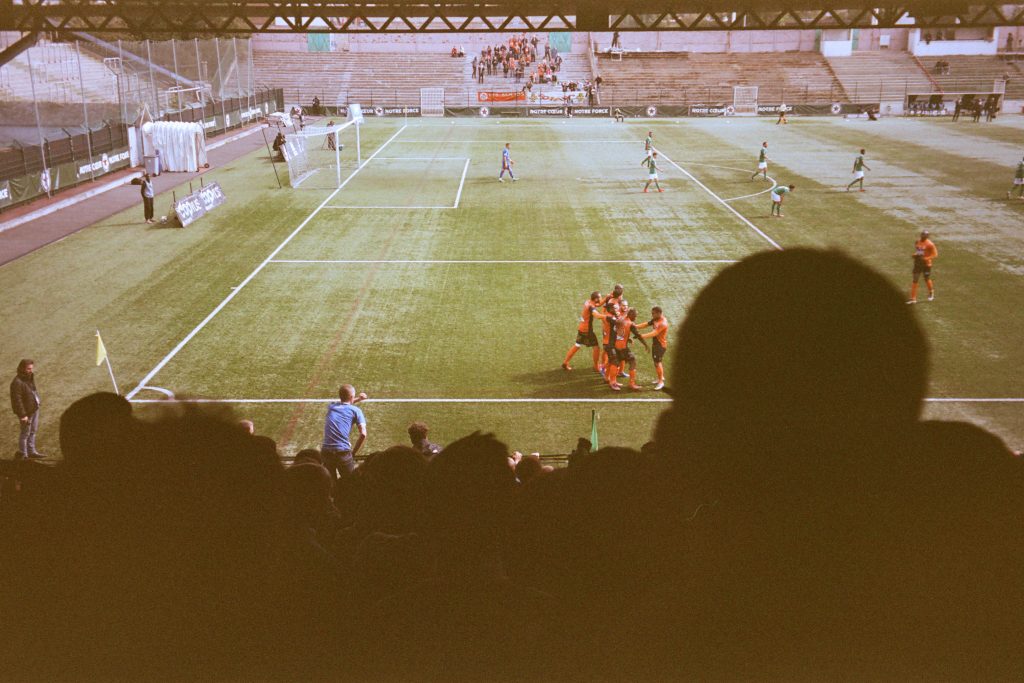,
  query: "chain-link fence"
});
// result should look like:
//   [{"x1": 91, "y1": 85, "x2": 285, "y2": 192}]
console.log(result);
[{"x1": 1, "y1": 34, "x2": 279, "y2": 213}]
